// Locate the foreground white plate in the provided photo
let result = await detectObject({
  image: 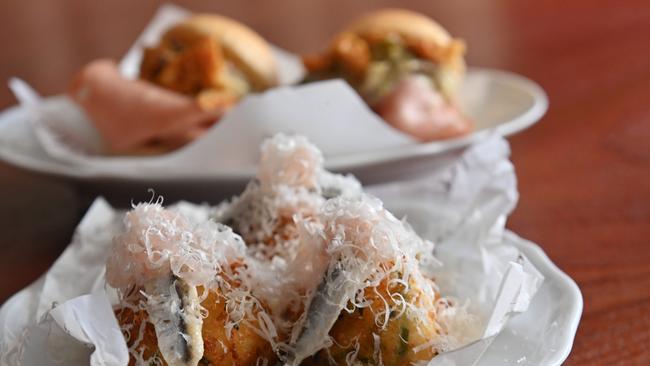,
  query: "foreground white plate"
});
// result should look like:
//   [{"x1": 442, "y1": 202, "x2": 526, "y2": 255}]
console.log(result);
[
  {"x1": 0, "y1": 135, "x2": 580, "y2": 364},
  {"x1": 0, "y1": 68, "x2": 547, "y2": 203},
  {"x1": 478, "y1": 232, "x2": 582, "y2": 365},
  {"x1": 0, "y1": 231, "x2": 580, "y2": 366}
]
